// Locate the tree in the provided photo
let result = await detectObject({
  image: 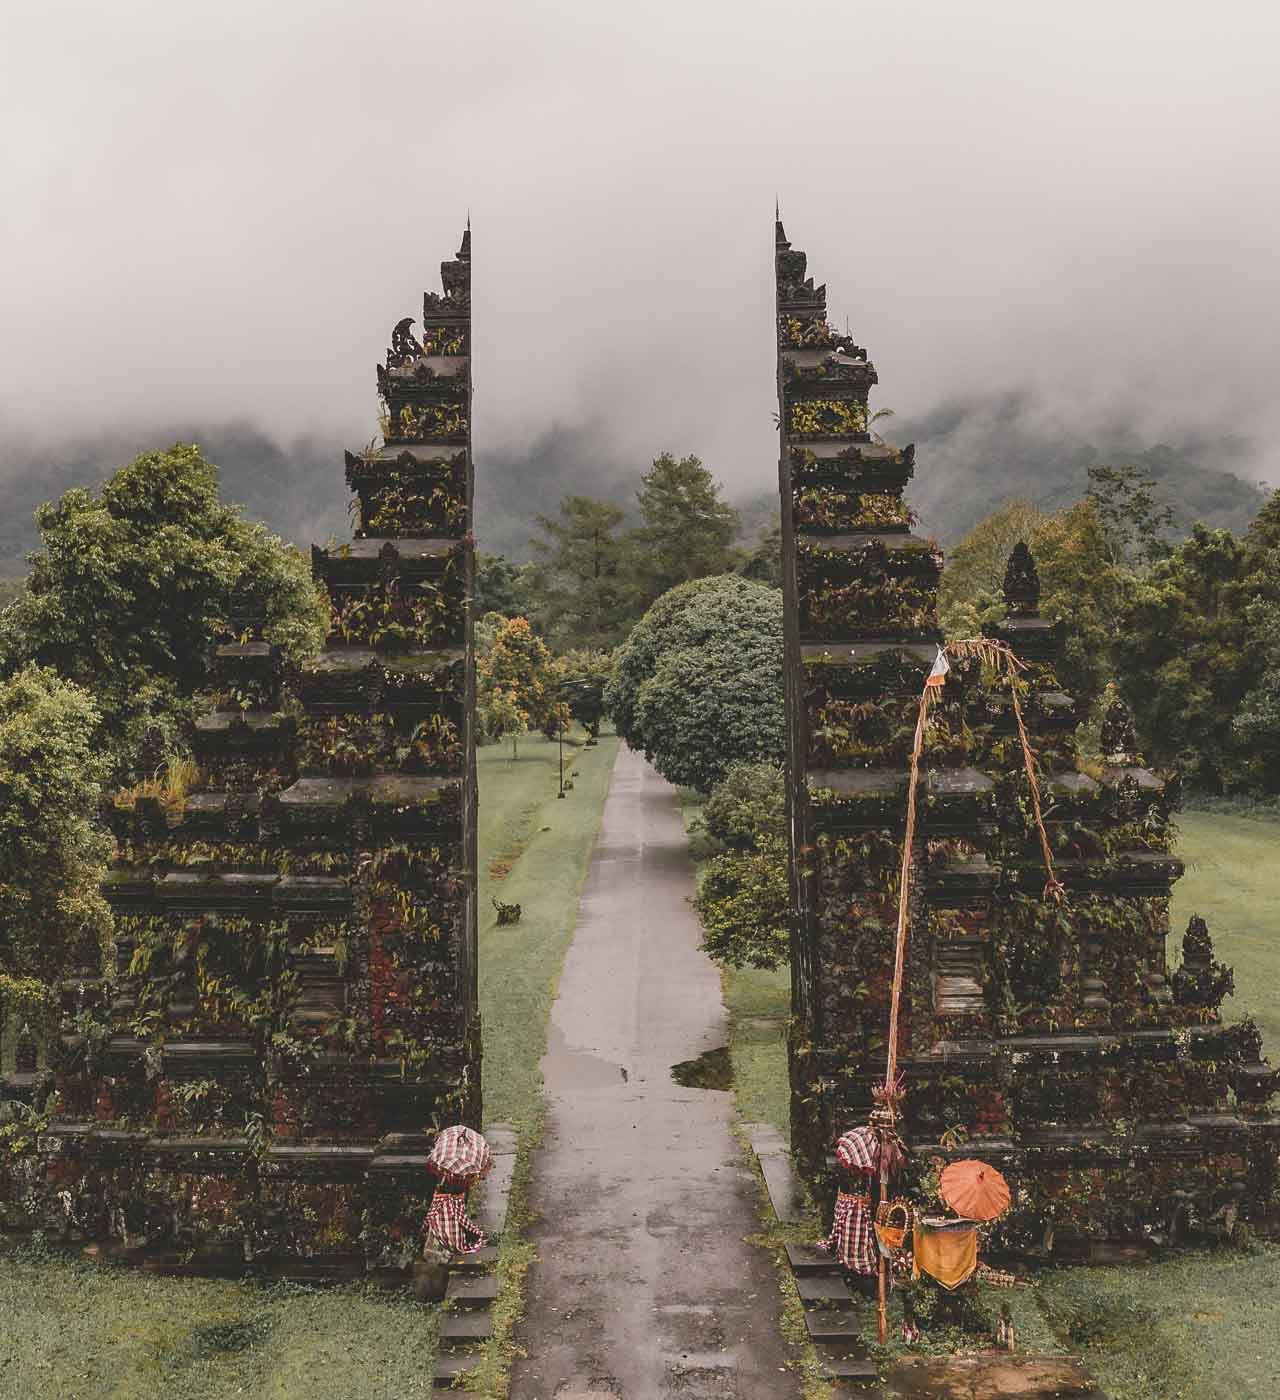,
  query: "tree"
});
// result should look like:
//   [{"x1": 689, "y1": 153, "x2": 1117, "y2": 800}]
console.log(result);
[
  {"x1": 1029, "y1": 500, "x2": 1135, "y2": 716},
  {"x1": 627, "y1": 453, "x2": 741, "y2": 607},
  {"x1": 473, "y1": 553, "x2": 530, "y2": 618},
  {"x1": 737, "y1": 524, "x2": 783, "y2": 589},
  {"x1": 1109, "y1": 489, "x2": 1280, "y2": 795},
  {"x1": 1115, "y1": 524, "x2": 1252, "y2": 792},
  {"x1": 1086, "y1": 463, "x2": 1176, "y2": 567},
  {"x1": 476, "y1": 616, "x2": 556, "y2": 757},
  {"x1": 606, "y1": 575, "x2": 784, "y2": 792},
  {"x1": 523, "y1": 495, "x2": 636, "y2": 649},
  {"x1": 1232, "y1": 494, "x2": 1280, "y2": 789},
  {"x1": 547, "y1": 646, "x2": 616, "y2": 738},
  {"x1": 478, "y1": 685, "x2": 529, "y2": 761},
  {"x1": 0, "y1": 668, "x2": 112, "y2": 1024},
  {"x1": 0, "y1": 443, "x2": 326, "y2": 774}
]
